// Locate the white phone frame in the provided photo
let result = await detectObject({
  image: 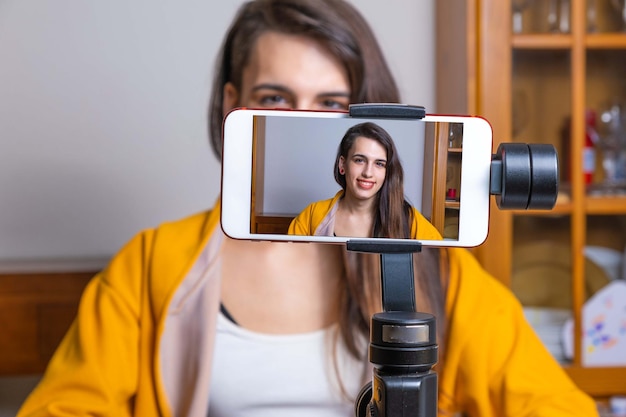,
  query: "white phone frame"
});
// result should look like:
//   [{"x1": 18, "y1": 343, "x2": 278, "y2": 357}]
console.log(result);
[{"x1": 221, "y1": 108, "x2": 493, "y2": 248}]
